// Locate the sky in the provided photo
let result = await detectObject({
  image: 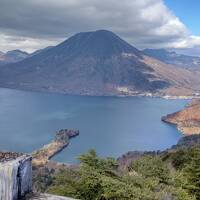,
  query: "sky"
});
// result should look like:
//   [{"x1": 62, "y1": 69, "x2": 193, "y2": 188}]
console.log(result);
[
  {"x1": 0, "y1": 0, "x2": 200, "y2": 56},
  {"x1": 164, "y1": 0, "x2": 200, "y2": 56},
  {"x1": 165, "y1": 0, "x2": 200, "y2": 35}
]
